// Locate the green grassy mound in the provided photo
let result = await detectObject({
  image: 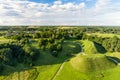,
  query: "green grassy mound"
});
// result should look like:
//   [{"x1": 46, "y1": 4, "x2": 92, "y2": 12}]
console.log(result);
[
  {"x1": 81, "y1": 40, "x2": 98, "y2": 54},
  {"x1": 81, "y1": 40, "x2": 106, "y2": 54},
  {"x1": 56, "y1": 61, "x2": 120, "y2": 80},
  {"x1": 70, "y1": 54, "x2": 116, "y2": 72},
  {"x1": 55, "y1": 62, "x2": 89, "y2": 80}
]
